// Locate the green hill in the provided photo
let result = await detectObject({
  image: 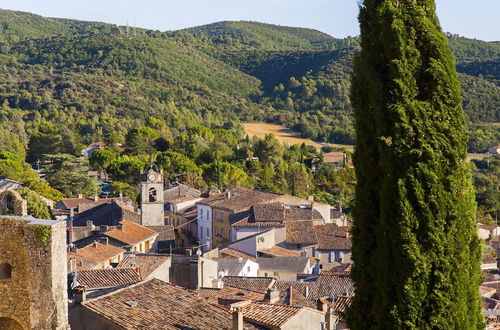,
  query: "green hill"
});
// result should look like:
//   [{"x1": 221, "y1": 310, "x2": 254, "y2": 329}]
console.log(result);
[
  {"x1": 176, "y1": 21, "x2": 343, "y2": 50},
  {"x1": 0, "y1": 8, "x2": 497, "y2": 151}
]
